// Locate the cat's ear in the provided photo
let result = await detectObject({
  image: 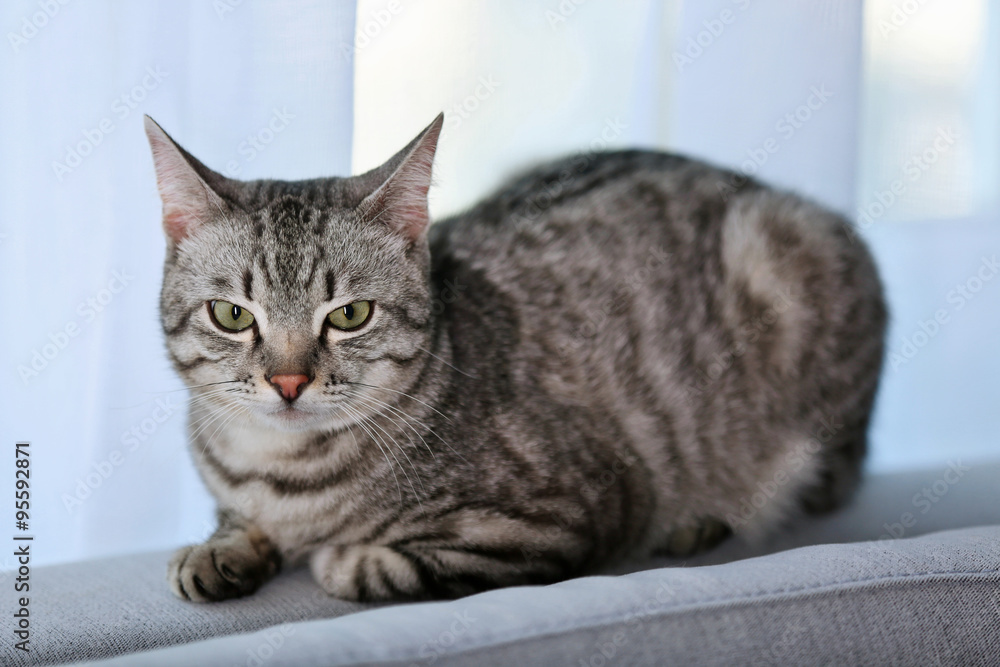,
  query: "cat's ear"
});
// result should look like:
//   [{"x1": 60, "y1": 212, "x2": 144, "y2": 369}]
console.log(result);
[
  {"x1": 357, "y1": 113, "x2": 444, "y2": 242},
  {"x1": 144, "y1": 115, "x2": 230, "y2": 246}
]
